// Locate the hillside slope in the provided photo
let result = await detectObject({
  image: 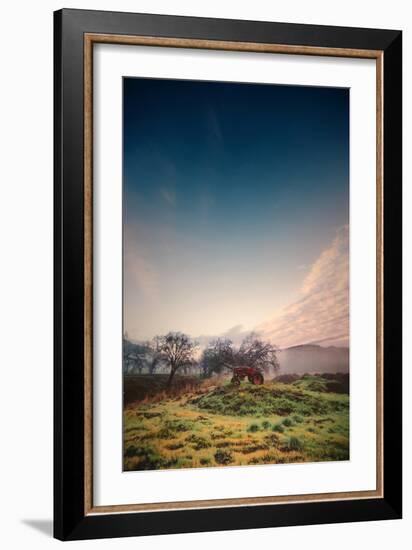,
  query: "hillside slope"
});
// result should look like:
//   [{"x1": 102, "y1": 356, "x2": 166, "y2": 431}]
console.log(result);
[{"x1": 124, "y1": 377, "x2": 349, "y2": 471}]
